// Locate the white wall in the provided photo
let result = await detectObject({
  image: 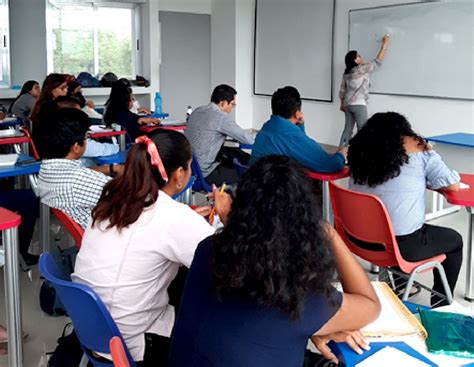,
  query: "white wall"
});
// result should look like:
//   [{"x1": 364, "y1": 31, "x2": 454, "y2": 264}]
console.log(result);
[
  {"x1": 9, "y1": 0, "x2": 47, "y2": 86},
  {"x1": 234, "y1": 0, "x2": 254, "y2": 127},
  {"x1": 229, "y1": 0, "x2": 474, "y2": 145},
  {"x1": 159, "y1": 0, "x2": 211, "y2": 14}
]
